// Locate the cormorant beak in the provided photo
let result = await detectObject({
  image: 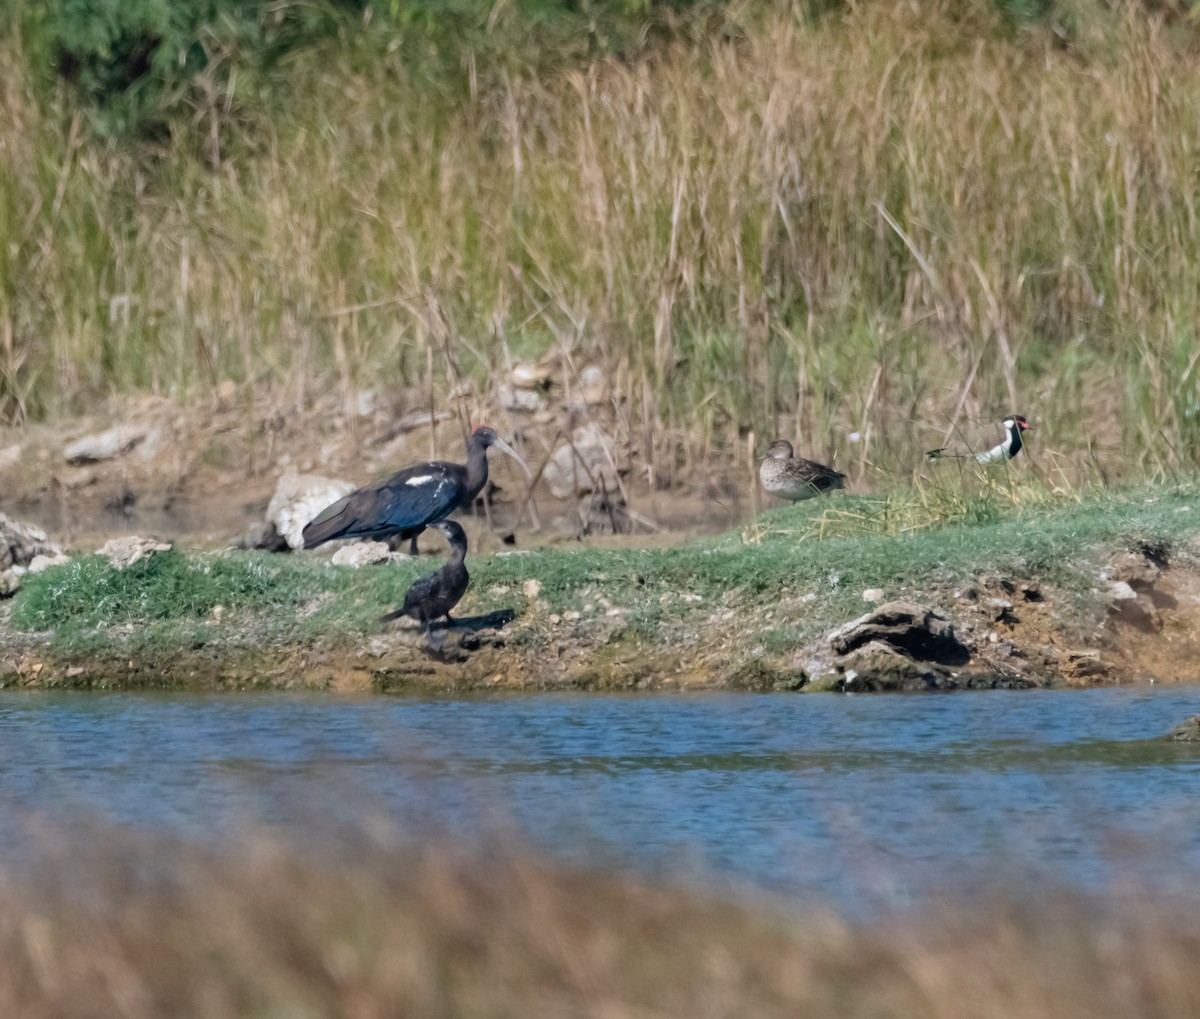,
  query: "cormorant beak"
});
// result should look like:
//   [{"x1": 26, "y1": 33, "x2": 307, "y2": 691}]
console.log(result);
[{"x1": 492, "y1": 436, "x2": 532, "y2": 477}]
